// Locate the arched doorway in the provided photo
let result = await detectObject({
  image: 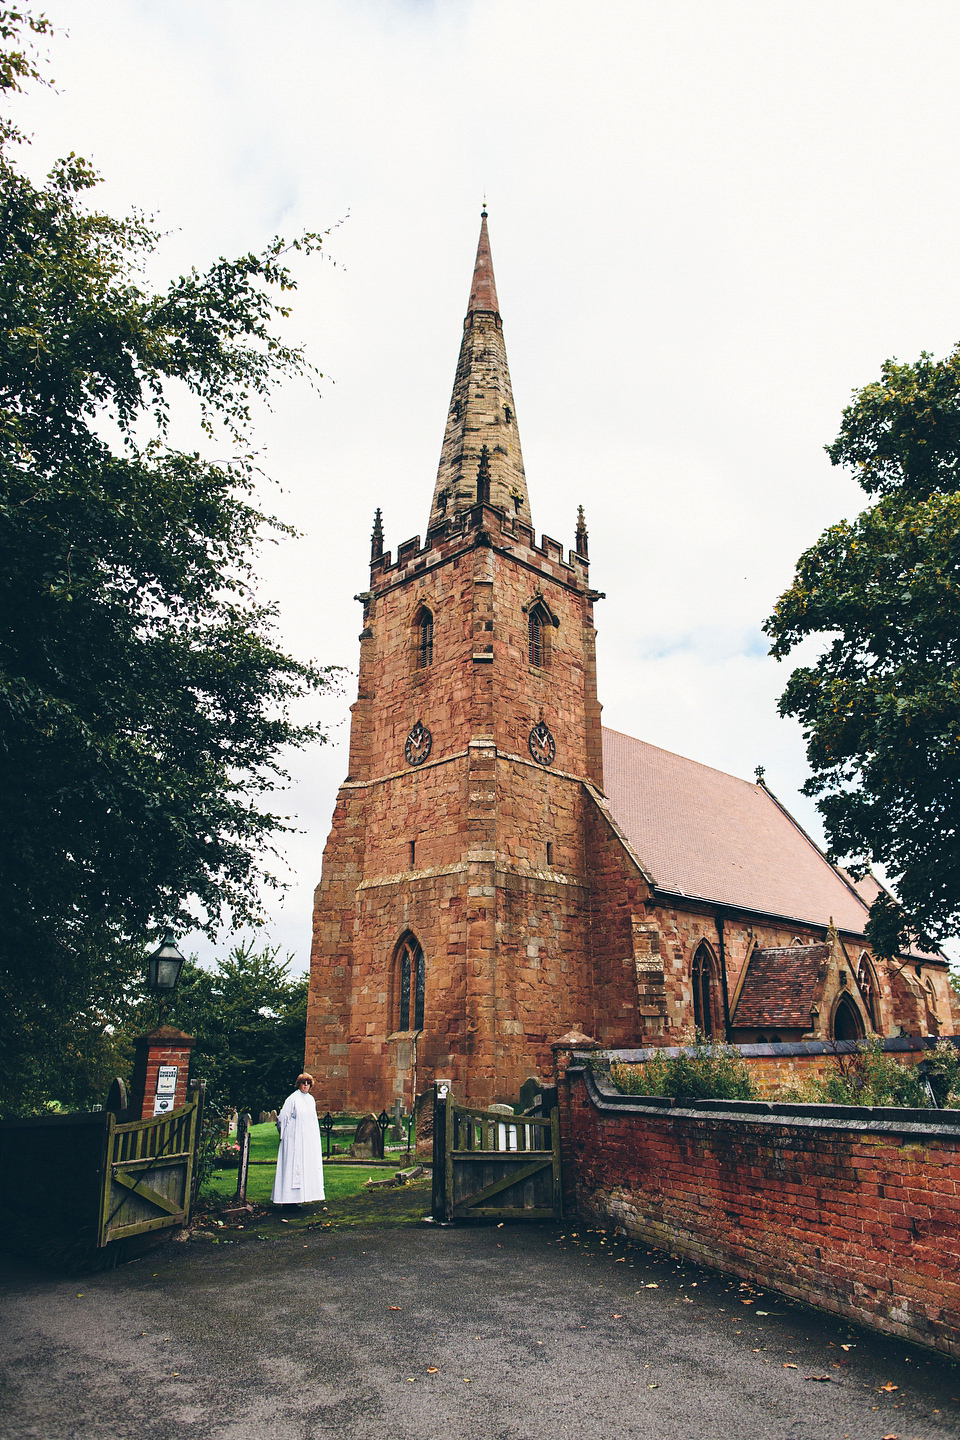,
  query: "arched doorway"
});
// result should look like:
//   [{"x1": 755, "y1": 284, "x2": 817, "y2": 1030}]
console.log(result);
[{"x1": 832, "y1": 992, "x2": 864, "y2": 1041}]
